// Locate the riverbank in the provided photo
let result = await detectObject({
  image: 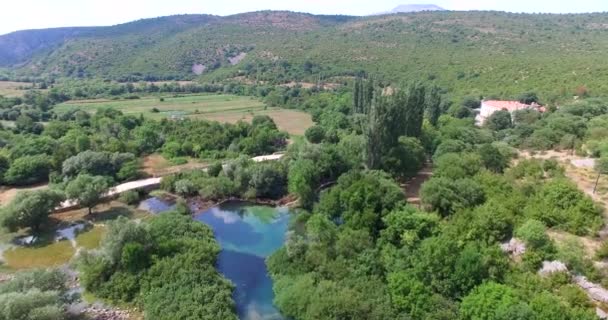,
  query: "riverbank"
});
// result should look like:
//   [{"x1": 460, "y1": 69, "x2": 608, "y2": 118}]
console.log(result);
[{"x1": 188, "y1": 194, "x2": 298, "y2": 215}]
